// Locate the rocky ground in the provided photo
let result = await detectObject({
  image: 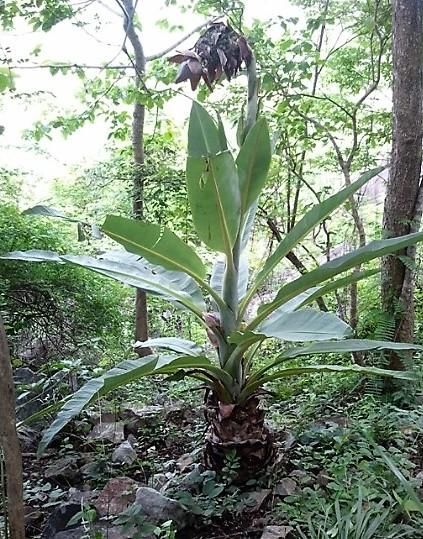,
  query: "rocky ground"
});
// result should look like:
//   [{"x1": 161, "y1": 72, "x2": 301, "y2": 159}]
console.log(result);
[
  {"x1": 12, "y1": 369, "x2": 423, "y2": 539},
  {"x1": 18, "y1": 381, "x2": 309, "y2": 539}
]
